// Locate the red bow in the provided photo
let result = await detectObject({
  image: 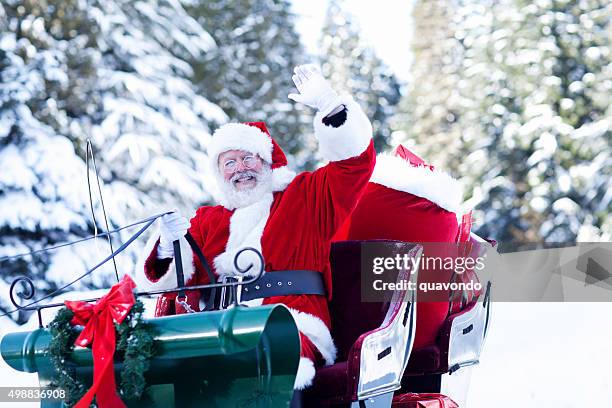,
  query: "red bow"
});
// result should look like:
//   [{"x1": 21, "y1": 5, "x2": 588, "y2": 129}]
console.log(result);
[{"x1": 65, "y1": 275, "x2": 137, "y2": 408}]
